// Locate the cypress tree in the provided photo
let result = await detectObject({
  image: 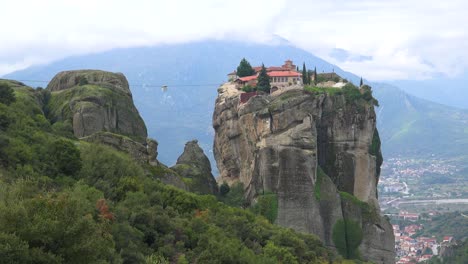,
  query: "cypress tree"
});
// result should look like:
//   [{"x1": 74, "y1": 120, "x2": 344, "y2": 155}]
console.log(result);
[
  {"x1": 302, "y1": 63, "x2": 308, "y2": 85},
  {"x1": 256, "y1": 64, "x2": 271, "y2": 93},
  {"x1": 296, "y1": 66, "x2": 299, "y2": 72},
  {"x1": 313, "y1": 67, "x2": 317, "y2": 85},
  {"x1": 360, "y1": 77, "x2": 363, "y2": 87},
  {"x1": 236, "y1": 58, "x2": 255, "y2": 77}
]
